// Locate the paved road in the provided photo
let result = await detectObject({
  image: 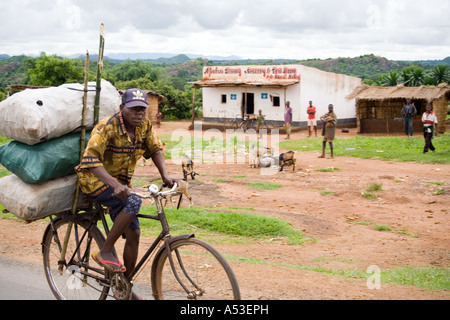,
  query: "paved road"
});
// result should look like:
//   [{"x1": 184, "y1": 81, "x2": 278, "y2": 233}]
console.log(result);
[
  {"x1": 0, "y1": 256, "x2": 156, "y2": 300},
  {"x1": 0, "y1": 256, "x2": 55, "y2": 300}
]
